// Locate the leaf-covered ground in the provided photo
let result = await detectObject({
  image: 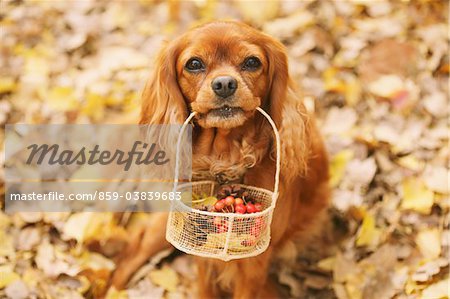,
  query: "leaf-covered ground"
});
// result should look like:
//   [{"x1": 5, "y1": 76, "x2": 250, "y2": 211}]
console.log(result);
[{"x1": 0, "y1": 1, "x2": 449, "y2": 298}]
